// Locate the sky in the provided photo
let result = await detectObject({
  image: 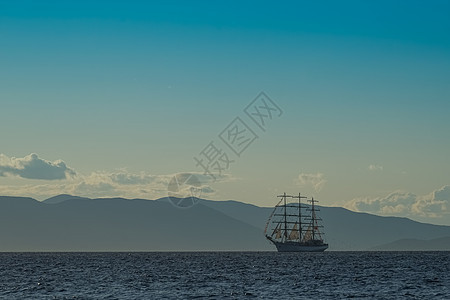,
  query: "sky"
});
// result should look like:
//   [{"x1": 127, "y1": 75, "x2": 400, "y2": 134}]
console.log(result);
[{"x1": 1, "y1": 1, "x2": 450, "y2": 225}]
